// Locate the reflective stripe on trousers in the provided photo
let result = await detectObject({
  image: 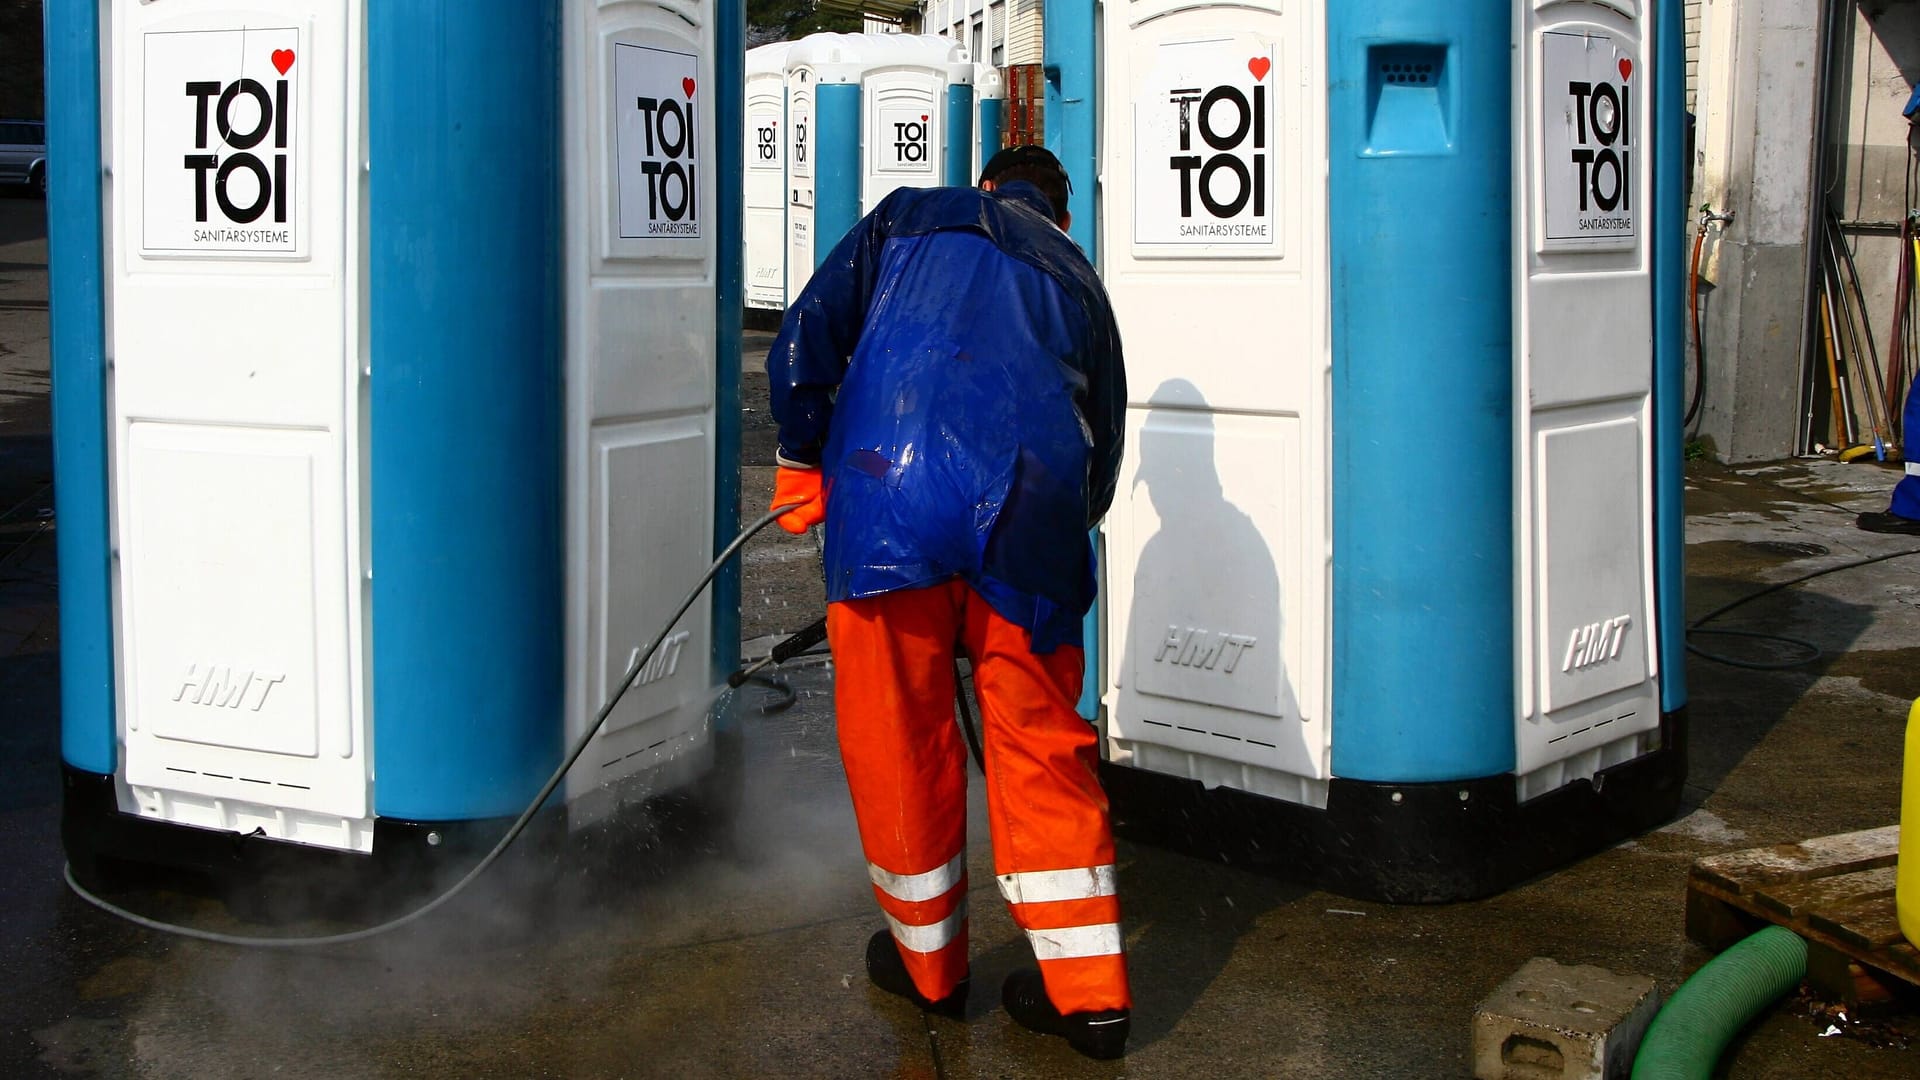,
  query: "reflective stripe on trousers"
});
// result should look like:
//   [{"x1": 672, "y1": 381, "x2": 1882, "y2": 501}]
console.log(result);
[
  {"x1": 828, "y1": 580, "x2": 1132, "y2": 1013},
  {"x1": 869, "y1": 852, "x2": 969, "y2": 961}
]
